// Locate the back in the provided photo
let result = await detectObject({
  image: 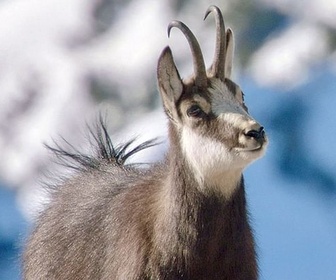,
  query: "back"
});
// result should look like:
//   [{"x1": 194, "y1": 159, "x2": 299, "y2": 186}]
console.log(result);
[{"x1": 23, "y1": 124, "x2": 161, "y2": 279}]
